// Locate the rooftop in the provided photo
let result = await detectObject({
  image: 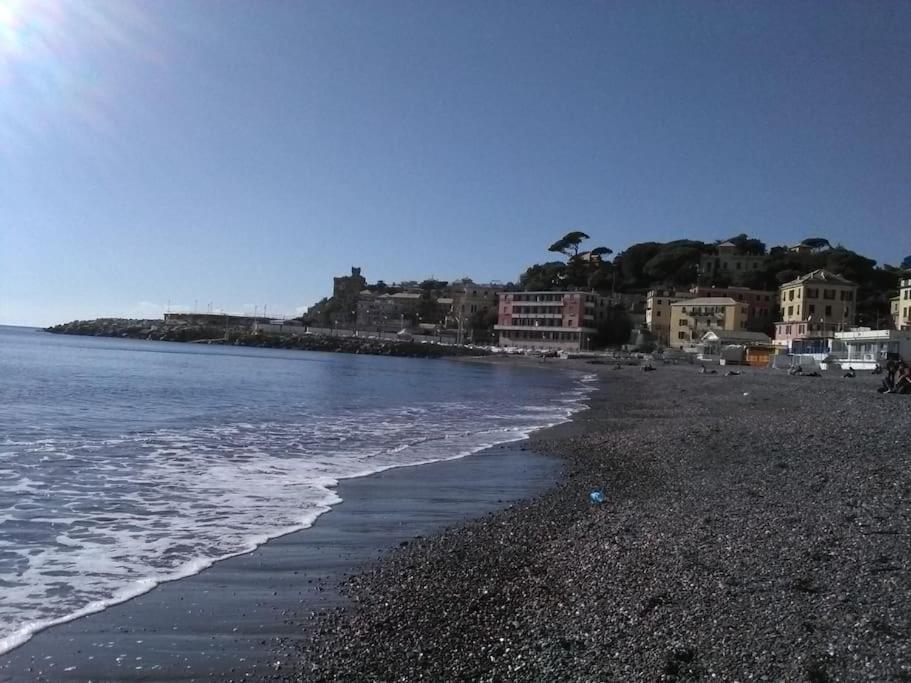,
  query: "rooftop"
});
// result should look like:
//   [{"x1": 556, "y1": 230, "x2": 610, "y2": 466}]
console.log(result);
[
  {"x1": 781, "y1": 269, "x2": 856, "y2": 288},
  {"x1": 702, "y1": 329, "x2": 773, "y2": 343},
  {"x1": 672, "y1": 297, "x2": 740, "y2": 306}
]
